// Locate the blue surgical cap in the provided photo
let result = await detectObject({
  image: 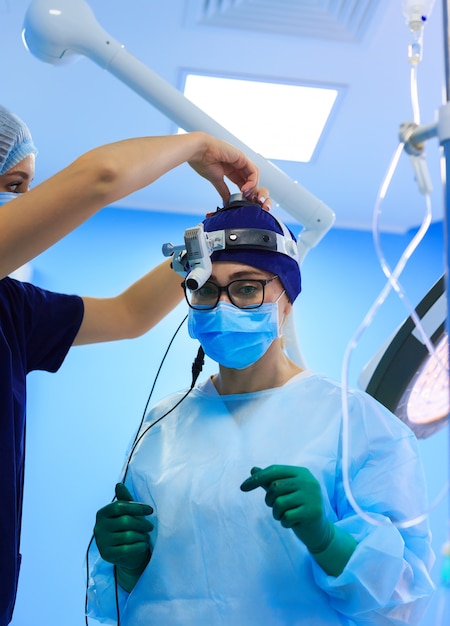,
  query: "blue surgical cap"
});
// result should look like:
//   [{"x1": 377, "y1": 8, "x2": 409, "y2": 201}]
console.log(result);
[
  {"x1": 0, "y1": 105, "x2": 37, "y2": 175},
  {"x1": 203, "y1": 204, "x2": 302, "y2": 303}
]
